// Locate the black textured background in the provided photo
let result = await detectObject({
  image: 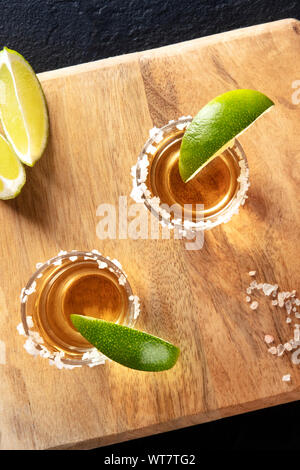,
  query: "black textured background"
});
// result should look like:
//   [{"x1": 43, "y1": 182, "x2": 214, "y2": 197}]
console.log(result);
[
  {"x1": 0, "y1": 0, "x2": 299, "y2": 73},
  {"x1": 3, "y1": 0, "x2": 300, "y2": 455}
]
